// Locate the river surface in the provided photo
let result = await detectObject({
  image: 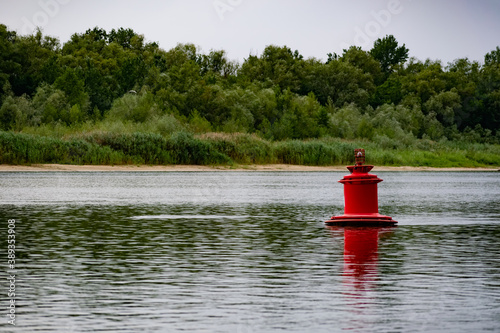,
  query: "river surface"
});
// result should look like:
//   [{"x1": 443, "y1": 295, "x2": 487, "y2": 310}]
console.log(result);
[{"x1": 0, "y1": 171, "x2": 499, "y2": 332}]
